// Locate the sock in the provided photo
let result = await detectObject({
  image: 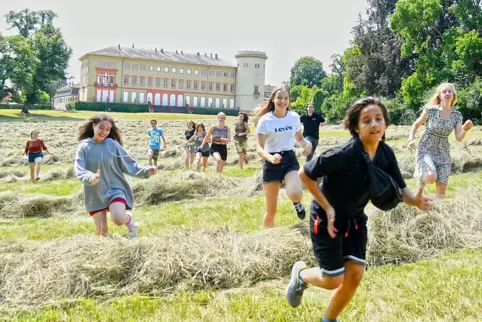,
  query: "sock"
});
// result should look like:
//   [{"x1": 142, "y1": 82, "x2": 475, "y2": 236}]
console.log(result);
[
  {"x1": 298, "y1": 268, "x2": 308, "y2": 288},
  {"x1": 321, "y1": 317, "x2": 337, "y2": 322},
  {"x1": 293, "y1": 201, "x2": 300, "y2": 205}
]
